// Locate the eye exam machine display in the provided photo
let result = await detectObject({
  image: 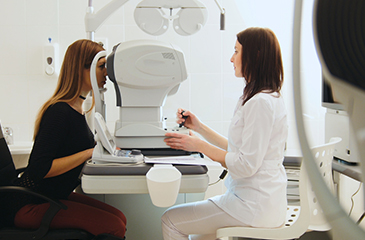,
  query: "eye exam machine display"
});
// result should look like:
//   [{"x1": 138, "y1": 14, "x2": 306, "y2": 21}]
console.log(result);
[{"x1": 92, "y1": 112, "x2": 144, "y2": 164}]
